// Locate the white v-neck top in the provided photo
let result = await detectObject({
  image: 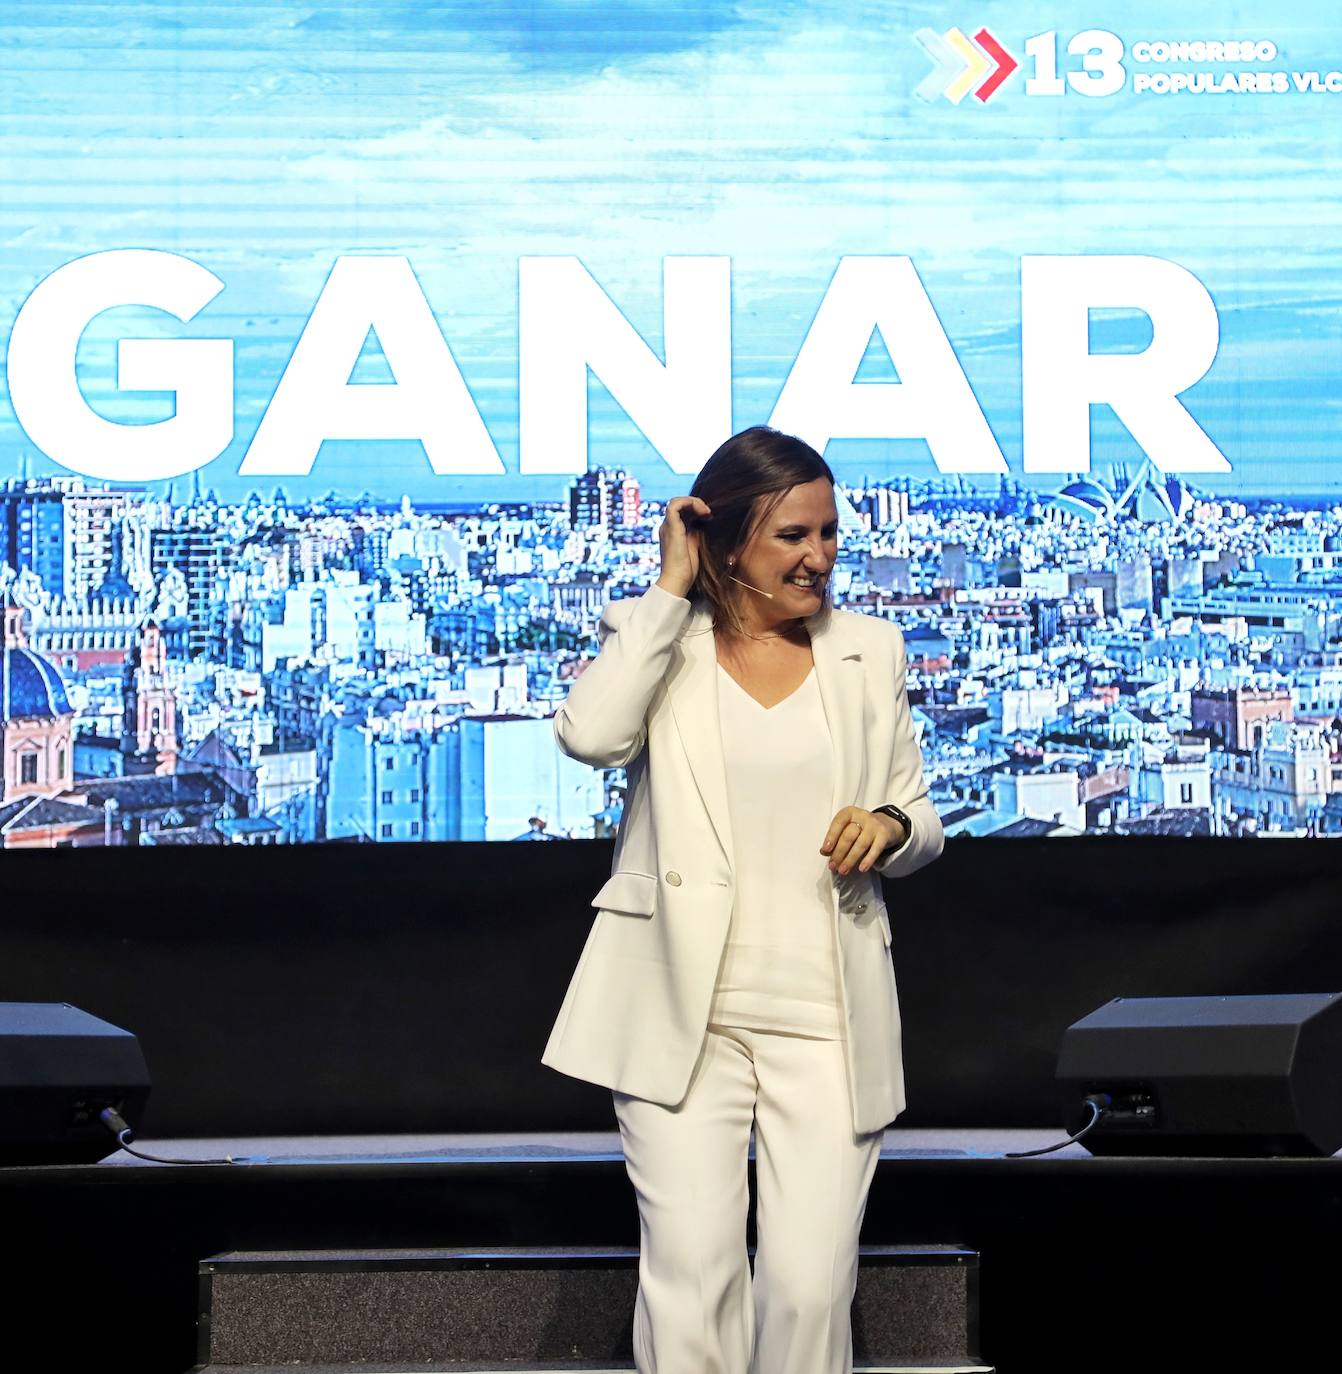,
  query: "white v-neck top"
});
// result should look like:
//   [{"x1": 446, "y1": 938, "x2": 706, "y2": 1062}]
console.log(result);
[{"x1": 707, "y1": 660, "x2": 844, "y2": 1039}]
